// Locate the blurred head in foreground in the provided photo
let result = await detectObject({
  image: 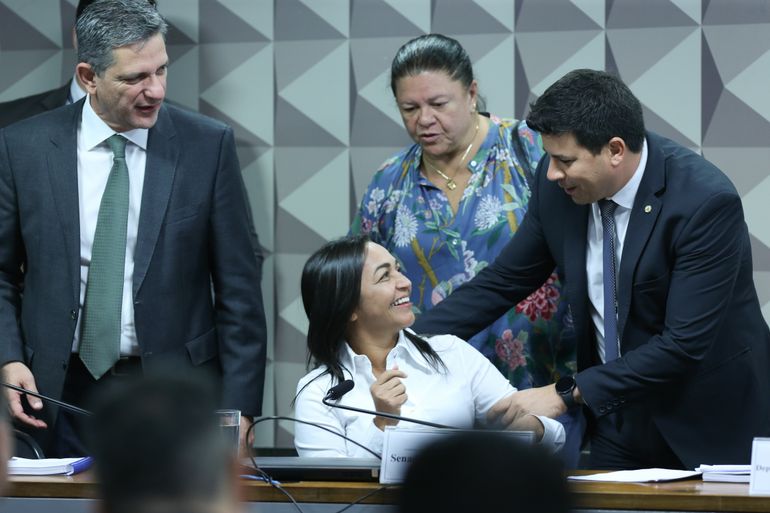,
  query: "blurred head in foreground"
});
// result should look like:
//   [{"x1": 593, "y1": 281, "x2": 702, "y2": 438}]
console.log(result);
[
  {"x1": 399, "y1": 431, "x2": 571, "y2": 513},
  {"x1": 89, "y1": 373, "x2": 238, "y2": 513}
]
